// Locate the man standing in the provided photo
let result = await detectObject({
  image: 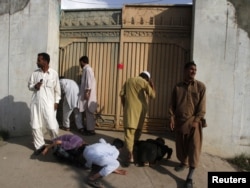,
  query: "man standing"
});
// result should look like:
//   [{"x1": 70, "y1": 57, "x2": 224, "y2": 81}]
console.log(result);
[
  {"x1": 168, "y1": 61, "x2": 206, "y2": 188},
  {"x1": 78, "y1": 56, "x2": 97, "y2": 135},
  {"x1": 59, "y1": 77, "x2": 84, "y2": 132},
  {"x1": 120, "y1": 71, "x2": 155, "y2": 165},
  {"x1": 28, "y1": 52, "x2": 61, "y2": 155}
]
